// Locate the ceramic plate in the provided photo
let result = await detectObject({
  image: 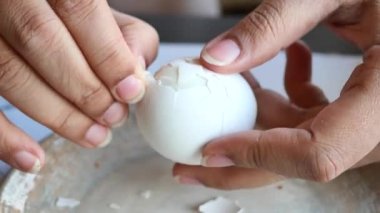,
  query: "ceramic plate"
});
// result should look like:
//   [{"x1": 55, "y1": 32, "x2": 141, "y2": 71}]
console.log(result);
[{"x1": 1, "y1": 114, "x2": 379, "y2": 213}]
